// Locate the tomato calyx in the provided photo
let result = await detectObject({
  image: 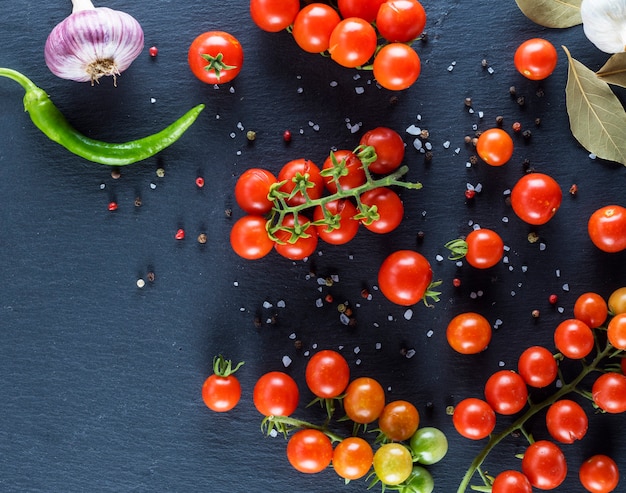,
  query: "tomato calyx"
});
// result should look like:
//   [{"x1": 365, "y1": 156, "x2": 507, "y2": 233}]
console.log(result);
[
  {"x1": 444, "y1": 238, "x2": 468, "y2": 261},
  {"x1": 200, "y1": 52, "x2": 237, "y2": 81},
  {"x1": 212, "y1": 354, "x2": 244, "y2": 377},
  {"x1": 261, "y1": 414, "x2": 343, "y2": 442}
]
